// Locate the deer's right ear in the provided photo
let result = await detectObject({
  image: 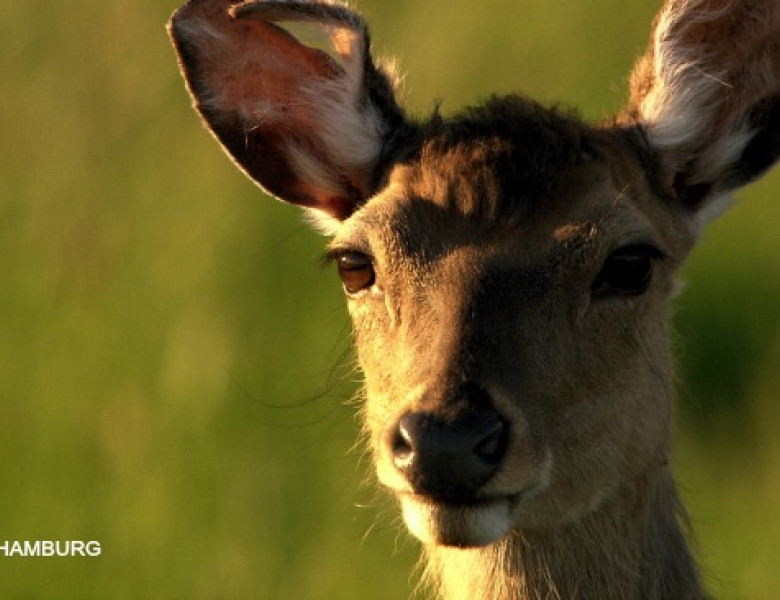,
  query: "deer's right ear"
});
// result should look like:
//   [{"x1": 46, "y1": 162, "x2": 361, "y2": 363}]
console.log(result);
[
  {"x1": 168, "y1": 0, "x2": 408, "y2": 225},
  {"x1": 624, "y1": 0, "x2": 780, "y2": 227}
]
